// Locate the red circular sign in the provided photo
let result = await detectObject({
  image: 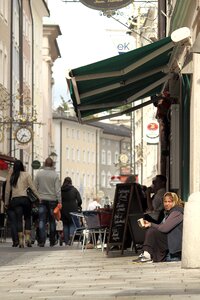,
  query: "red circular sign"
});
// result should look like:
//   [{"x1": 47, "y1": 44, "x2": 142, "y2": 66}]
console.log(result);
[{"x1": 147, "y1": 122, "x2": 159, "y2": 131}]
